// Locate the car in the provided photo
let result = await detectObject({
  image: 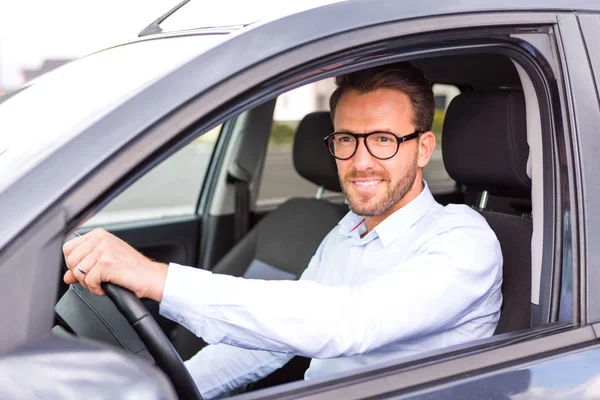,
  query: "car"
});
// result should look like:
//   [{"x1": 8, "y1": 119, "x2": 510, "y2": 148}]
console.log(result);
[{"x1": 2, "y1": 0, "x2": 600, "y2": 398}]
